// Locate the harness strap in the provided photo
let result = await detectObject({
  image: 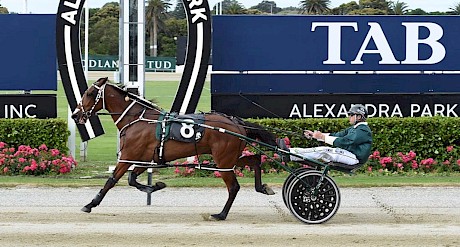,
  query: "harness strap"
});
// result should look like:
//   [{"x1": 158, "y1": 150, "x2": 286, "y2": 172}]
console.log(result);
[
  {"x1": 114, "y1": 100, "x2": 137, "y2": 126},
  {"x1": 157, "y1": 112, "x2": 169, "y2": 166}
]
